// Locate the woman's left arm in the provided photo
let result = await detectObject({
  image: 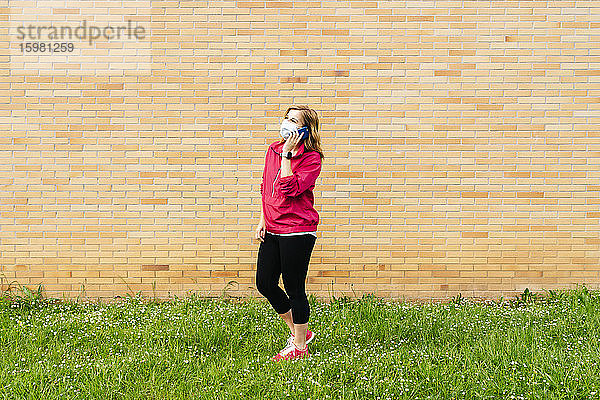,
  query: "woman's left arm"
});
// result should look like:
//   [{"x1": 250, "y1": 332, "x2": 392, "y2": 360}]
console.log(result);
[{"x1": 277, "y1": 153, "x2": 322, "y2": 197}]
